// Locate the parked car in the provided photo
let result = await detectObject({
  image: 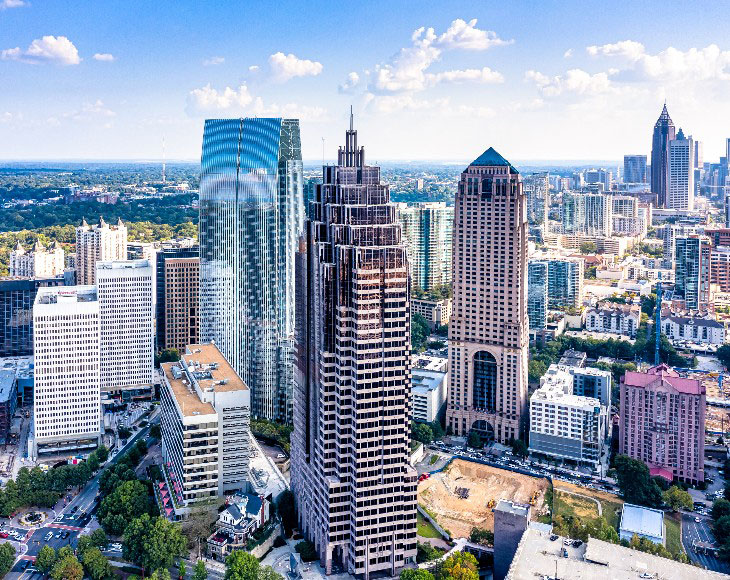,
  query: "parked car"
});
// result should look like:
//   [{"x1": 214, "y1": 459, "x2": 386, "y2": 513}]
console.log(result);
[{"x1": 44, "y1": 532, "x2": 53, "y2": 541}]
